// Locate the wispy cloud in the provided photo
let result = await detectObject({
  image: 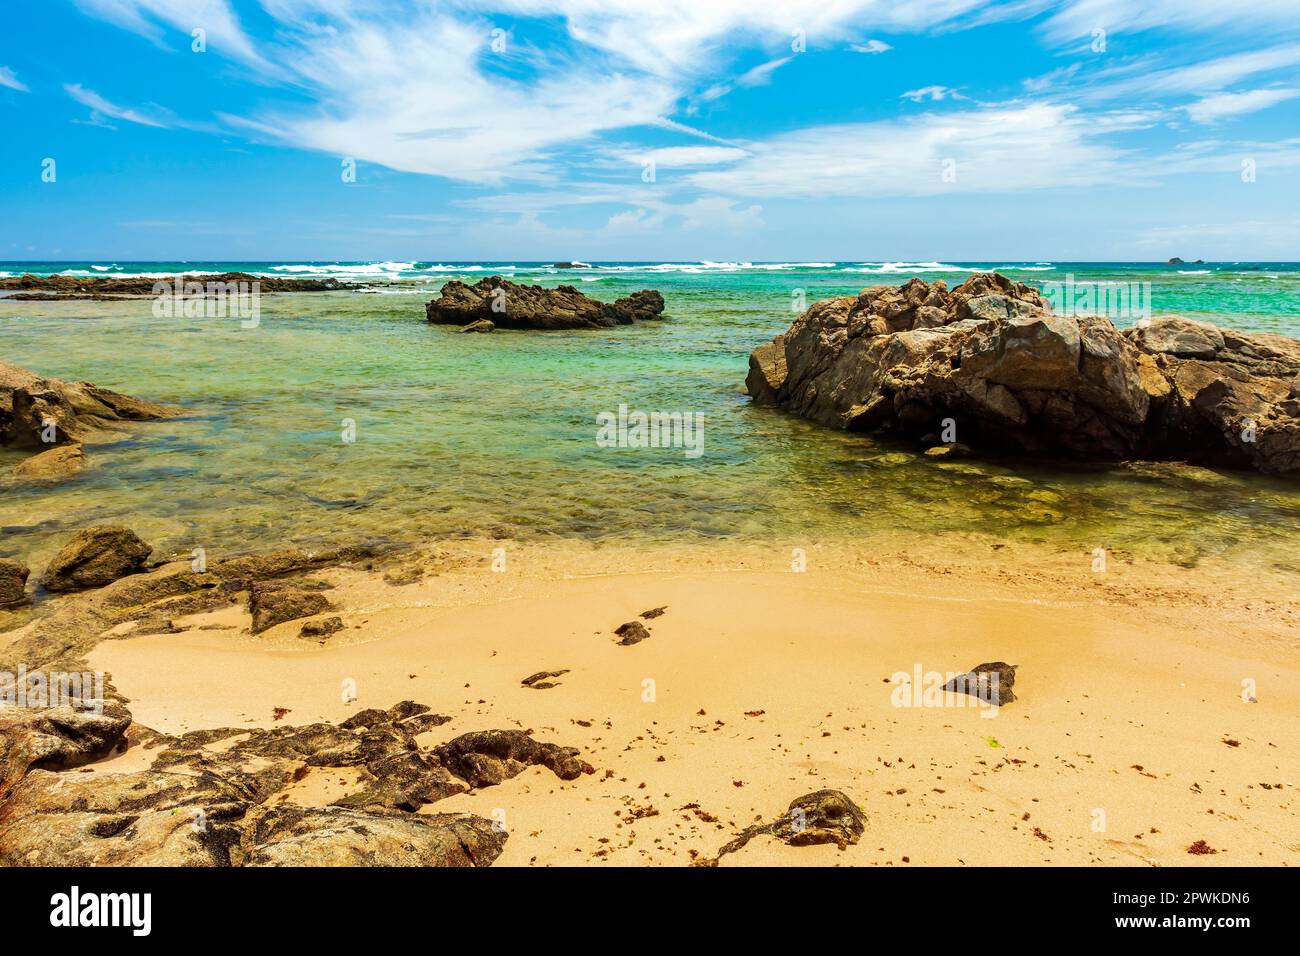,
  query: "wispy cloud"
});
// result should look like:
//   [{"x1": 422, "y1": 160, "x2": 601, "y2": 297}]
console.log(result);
[
  {"x1": 850, "y1": 39, "x2": 892, "y2": 54},
  {"x1": 0, "y1": 66, "x2": 28, "y2": 92},
  {"x1": 1184, "y1": 88, "x2": 1299, "y2": 124},
  {"x1": 901, "y1": 85, "x2": 966, "y2": 102},
  {"x1": 64, "y1": 83, "x2": 169, "y2": 127}
]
